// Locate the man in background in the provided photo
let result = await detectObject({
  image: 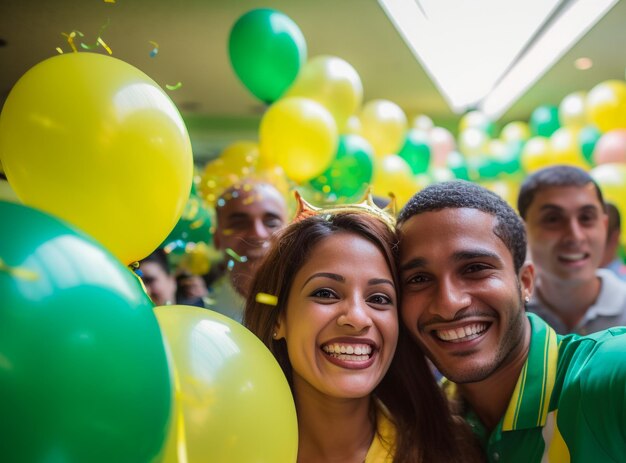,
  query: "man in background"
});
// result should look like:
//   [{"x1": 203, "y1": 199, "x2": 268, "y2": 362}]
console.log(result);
[
  {"x1": 518, "y1": 165, "x2": 626, "y2": 334},
  {"x1": 208, "y1": 179, "x2": 288, "y2": 322}
]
